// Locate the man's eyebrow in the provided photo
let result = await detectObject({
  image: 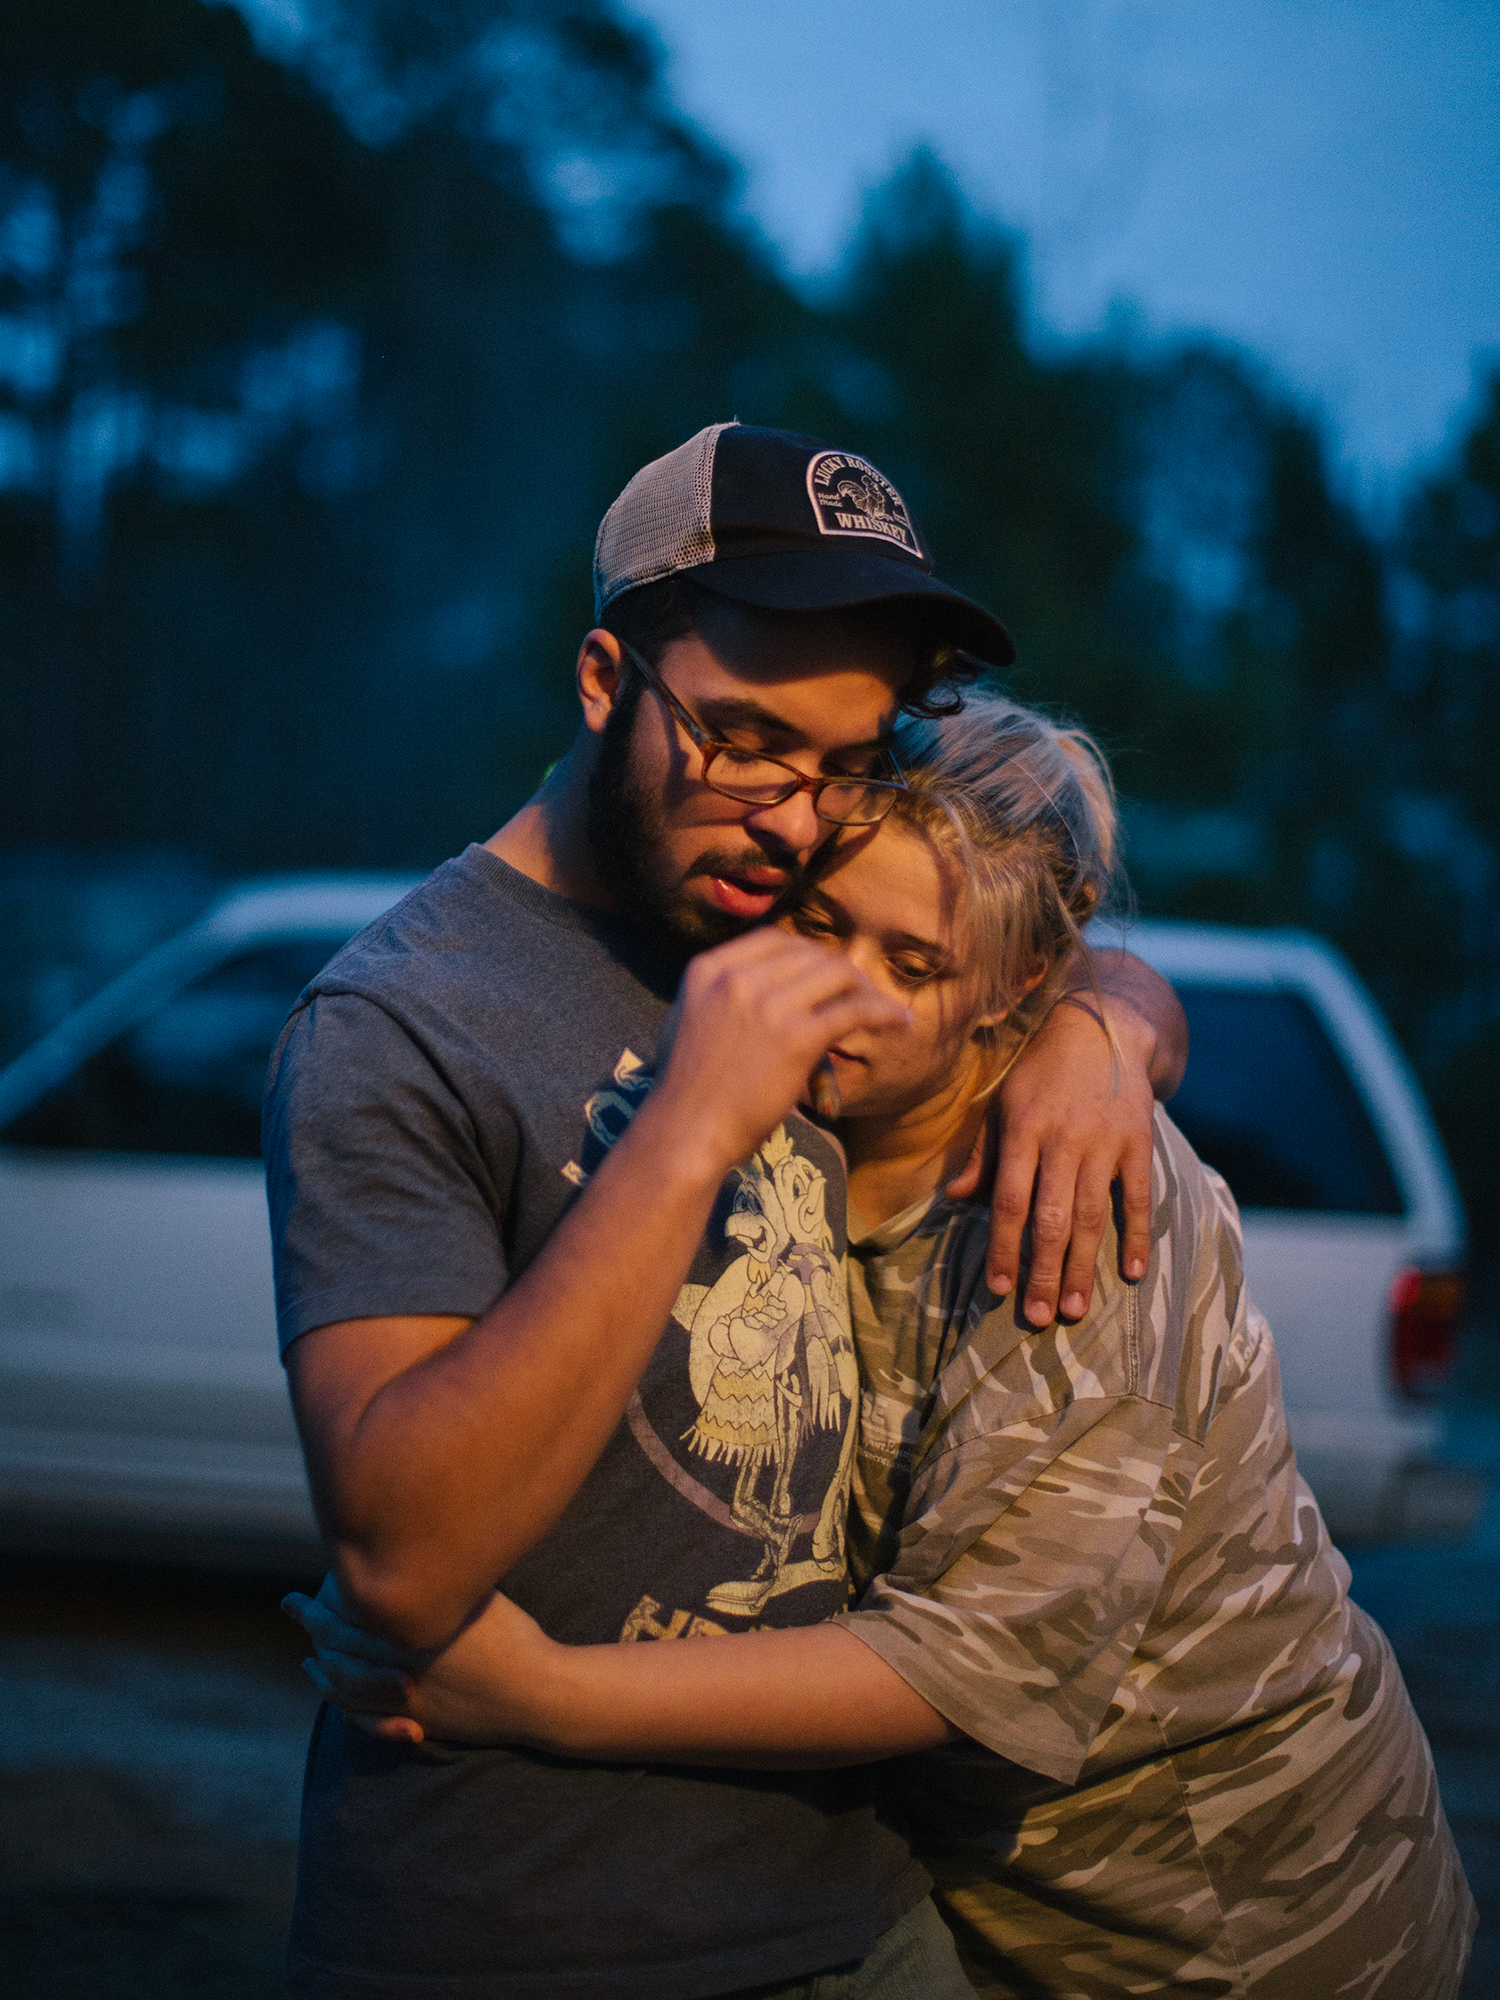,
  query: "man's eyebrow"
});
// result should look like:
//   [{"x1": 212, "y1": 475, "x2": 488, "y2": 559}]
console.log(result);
[{"x1": 694, "y1": 693, "x2": 889, "y2": 753}]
